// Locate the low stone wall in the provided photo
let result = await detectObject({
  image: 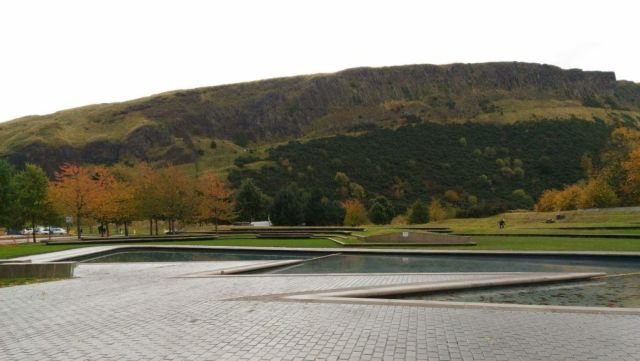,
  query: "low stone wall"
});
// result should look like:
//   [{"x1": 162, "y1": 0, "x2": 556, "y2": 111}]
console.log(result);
[
  {"x1": 256, "y1": 233, "x2": 313, "y2": 239},
  {"x1": 365, "y1": 232, "x2": 474, "y2": 245},
  {"x1": 45, "y1": 234, "x2": 218, "y2": 245},
  {"x1": 0, "y1": 262, "x2": 76, "y2": 278}
]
